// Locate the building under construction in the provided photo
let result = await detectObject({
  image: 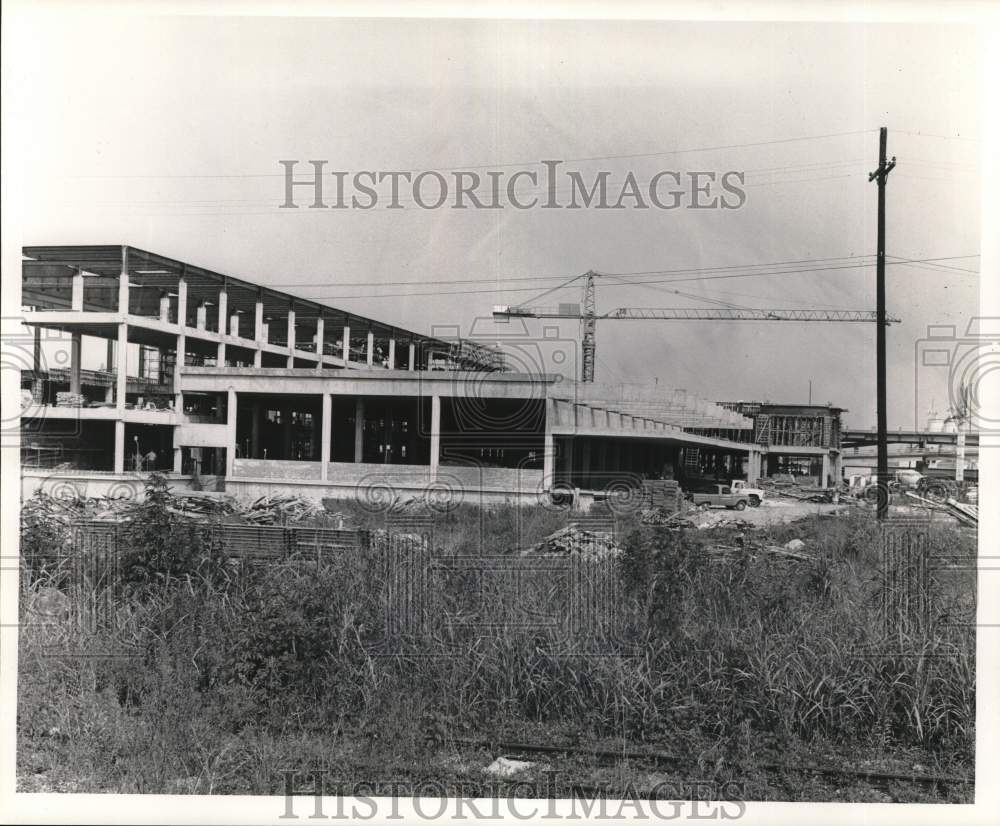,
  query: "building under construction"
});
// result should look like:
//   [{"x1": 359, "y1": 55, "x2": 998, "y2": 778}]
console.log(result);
[{"x1": 19, "y1": 245, "x2": 842, "y2": 504}]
